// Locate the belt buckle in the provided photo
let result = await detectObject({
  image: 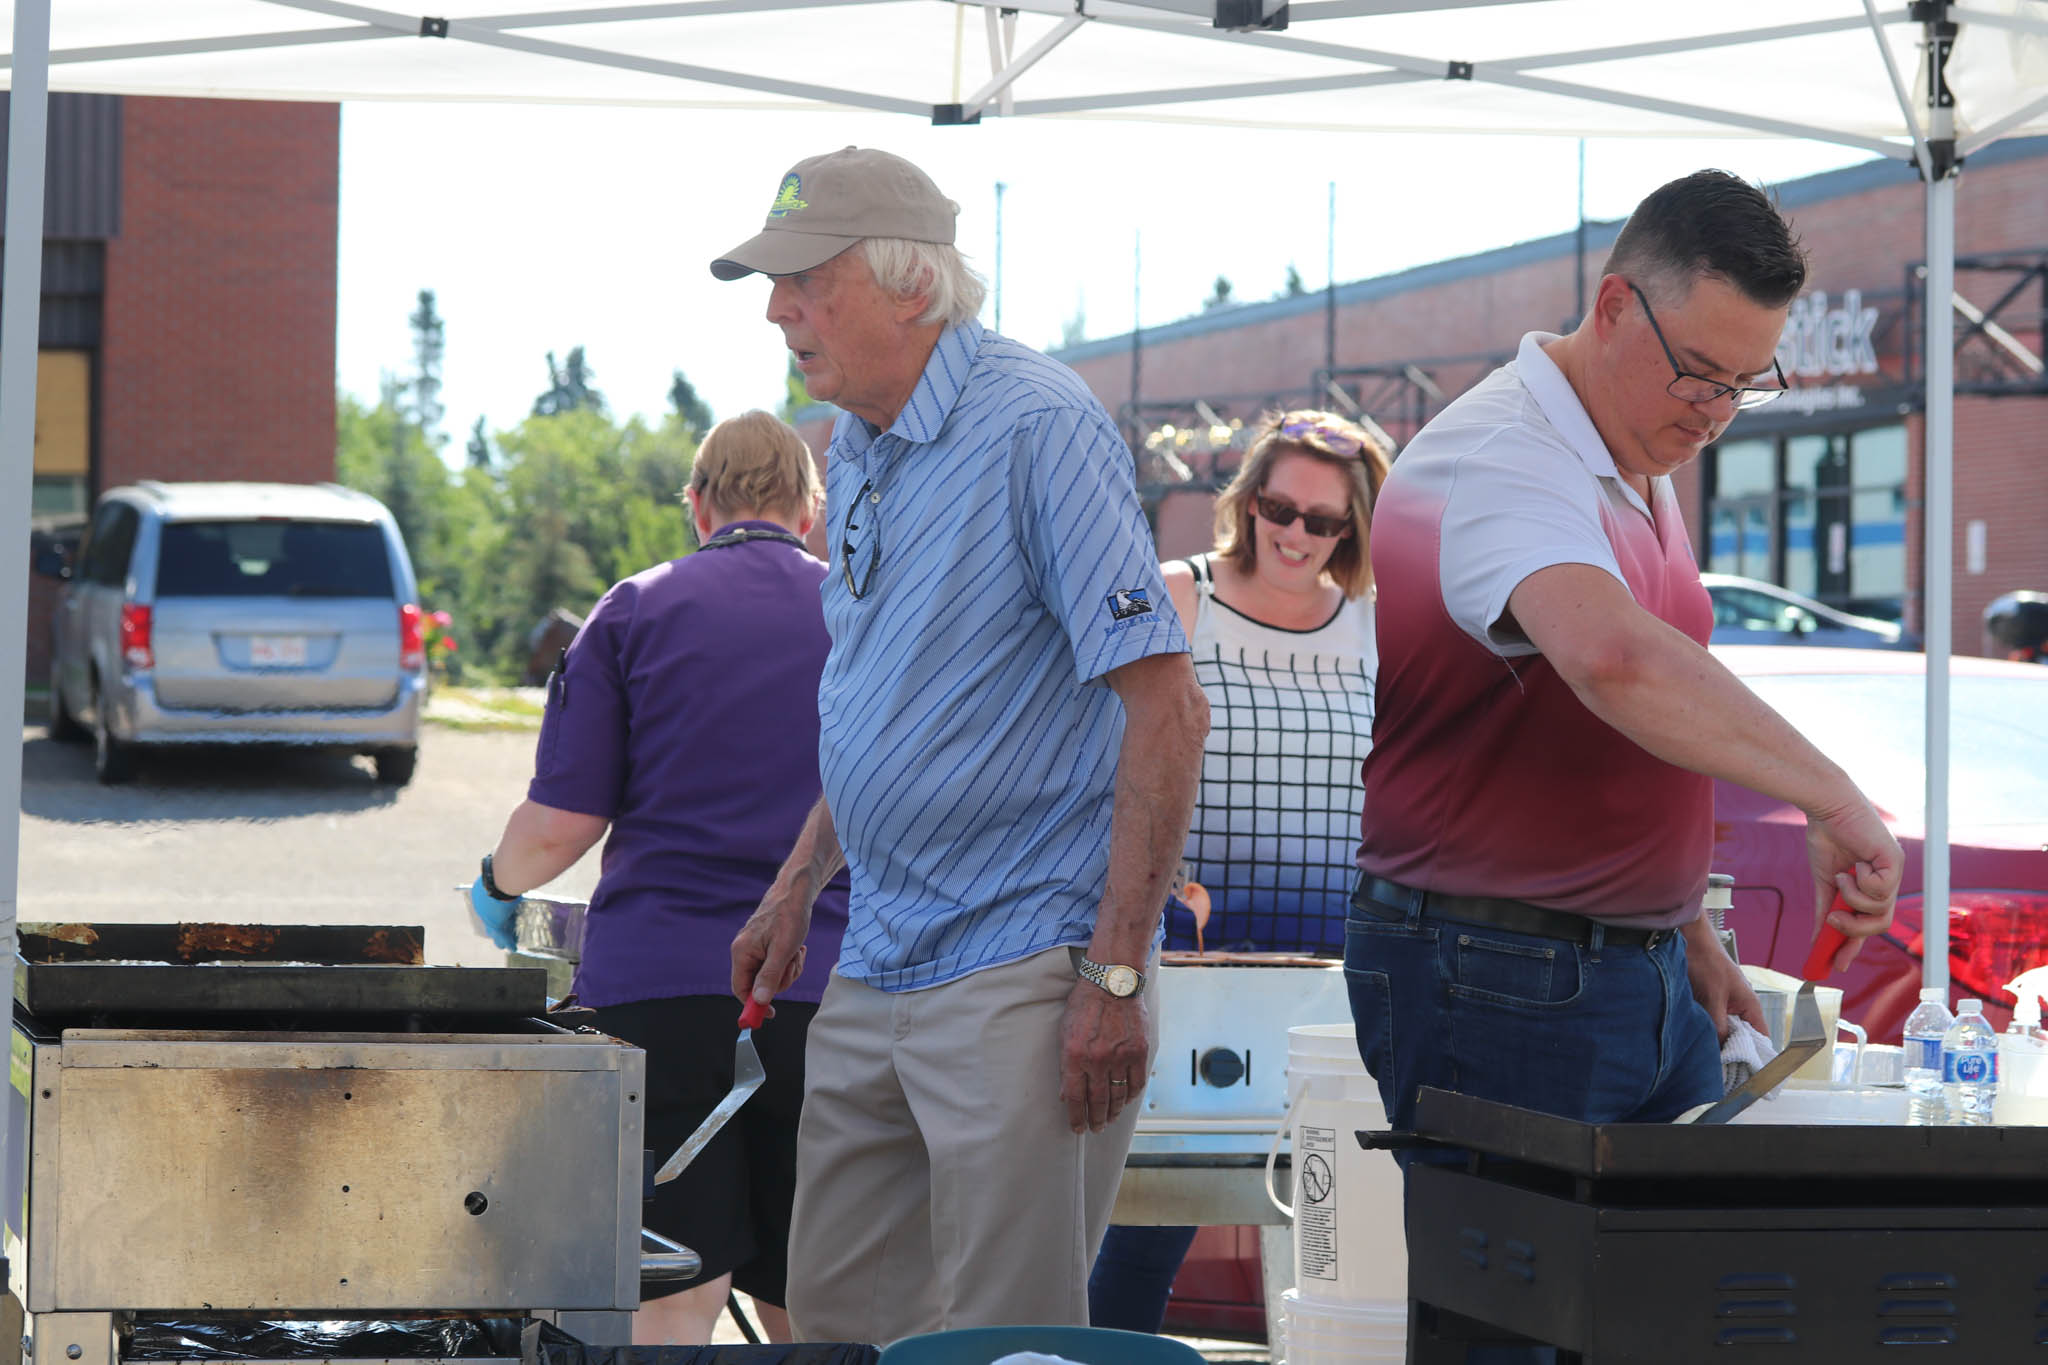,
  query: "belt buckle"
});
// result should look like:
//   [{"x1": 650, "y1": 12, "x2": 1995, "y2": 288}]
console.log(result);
[{"x1": 1643, "y1": 929, "x2": 1670, "y2": 950}]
